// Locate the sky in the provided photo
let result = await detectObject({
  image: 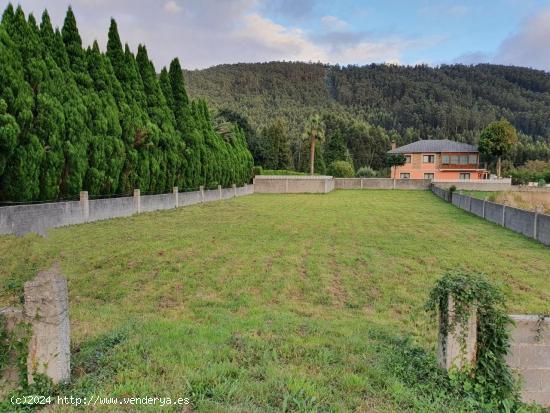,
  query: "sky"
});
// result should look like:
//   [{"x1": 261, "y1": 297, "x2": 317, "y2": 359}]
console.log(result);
[{"x1": 3, "y1": 0, "x2": 550, "y2": 71}]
